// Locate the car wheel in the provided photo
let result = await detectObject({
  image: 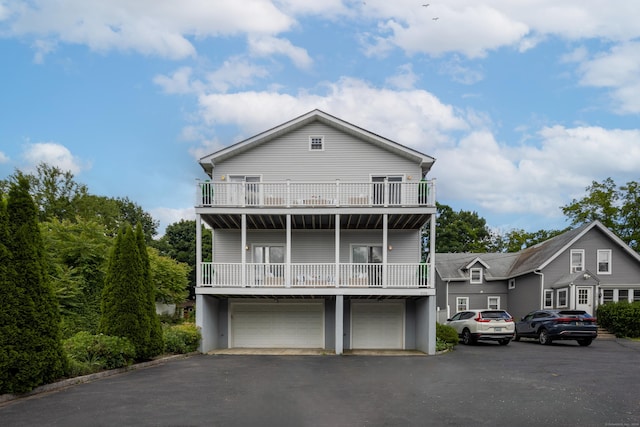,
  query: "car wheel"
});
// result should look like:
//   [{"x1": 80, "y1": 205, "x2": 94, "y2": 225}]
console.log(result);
[
  {"x1": 462, "y1": 329, "x2": 474, "y2": 345},
  {"x1": 513, "y1": 333, "x2": 520, "y2": 342},
  {"x1": 499, "y1": 339, "x2": 510, "y2": 346},
  {"x1": 578, "y1": 339, "x2": 593, "y2": 347},
  {"x1": 538, "y1": 329, "x2": 552, "y2": 345}
]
